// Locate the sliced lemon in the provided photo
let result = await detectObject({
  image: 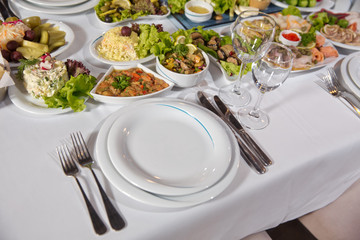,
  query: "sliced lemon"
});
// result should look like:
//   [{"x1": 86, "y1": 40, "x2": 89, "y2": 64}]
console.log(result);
[
  {"x1": 297, "y1": 41, "x2": 316, "y2": 50},
  {"x1": 186, "y1": 44, "x2": 197, "y2": 55},
  {"x1": 112, "y1": 0, "x2": 131, "y2": 9},
  {"x1": 175, "y1": 35, "x2": 186, "y2": 45}
]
